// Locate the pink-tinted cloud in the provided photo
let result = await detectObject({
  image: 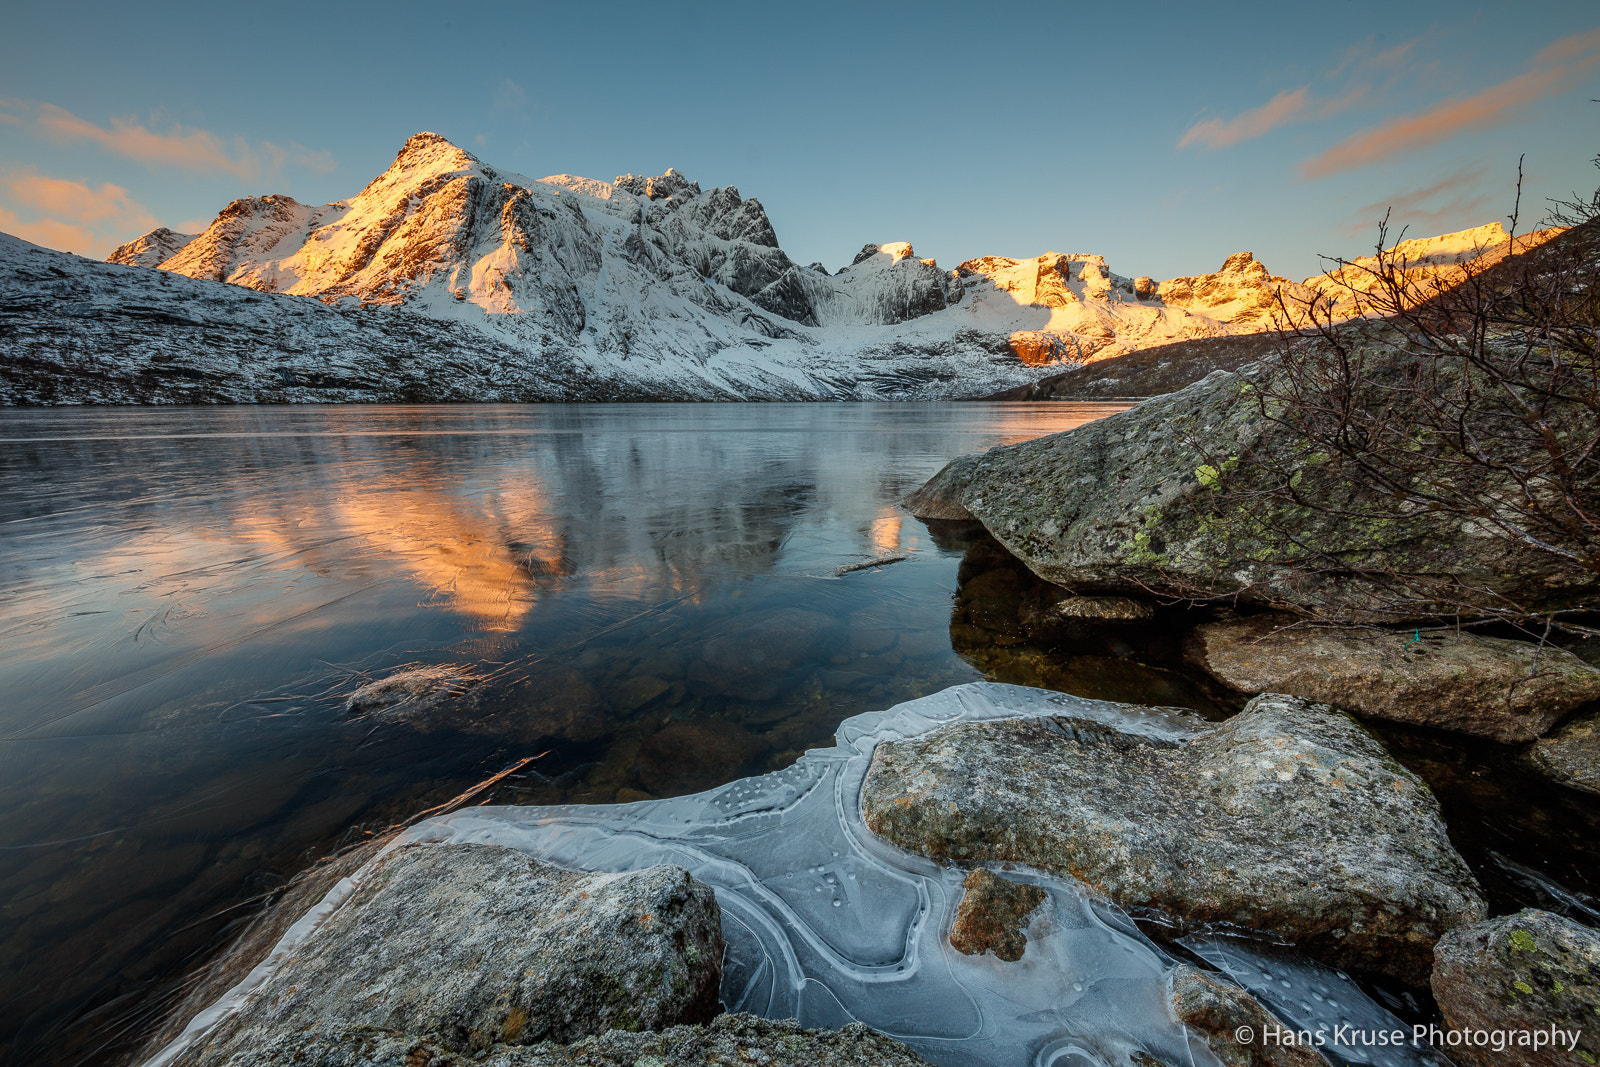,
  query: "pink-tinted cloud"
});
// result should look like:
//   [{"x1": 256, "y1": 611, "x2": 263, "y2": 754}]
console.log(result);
[
  {"x1": 1301, "y1": 29, "x2": 1600, "y2": 179},
  {"x1": 0, "y1": 208, "x2": 101, "y2": 255},
  {"x1": 1180, "y1": 88, "x2": 1311, "y2": 150},
  {"x1": 1179, "y1": 83, "x2": 1369, "y2": 151},
  {"x1": 1180, "y1": 35, "x2": 1420, "y2": 152},
  {"x1": 8, "y1": 172, "x2": 153, "y2": 226},
  {"x1": 32, "y1": 104, "x2": 335, "y2": 179},
  {"x1": 1, "y1": 171, "x2": 157, "y2": 256},
  {"x1": 1342, "y1": 166, "x2": 1494, "y2": 238}
]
